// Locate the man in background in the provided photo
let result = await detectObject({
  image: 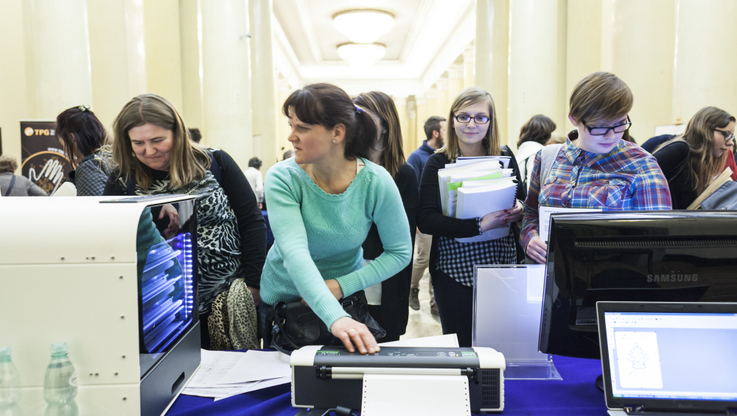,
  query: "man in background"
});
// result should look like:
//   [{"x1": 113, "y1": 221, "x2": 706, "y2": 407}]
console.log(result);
[
  {"x1": 245, "y1": 157, "x2": 264, "y2": 209},
  {"x1": 406, "y1": 116, "x2": 446, "y2": 314}
]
